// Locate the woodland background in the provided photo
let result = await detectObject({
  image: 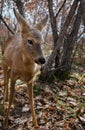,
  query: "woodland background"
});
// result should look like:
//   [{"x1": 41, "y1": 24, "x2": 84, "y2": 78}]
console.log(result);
[{"x1": 0, "y1": 0, "x2": 85, "y2": 130}]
